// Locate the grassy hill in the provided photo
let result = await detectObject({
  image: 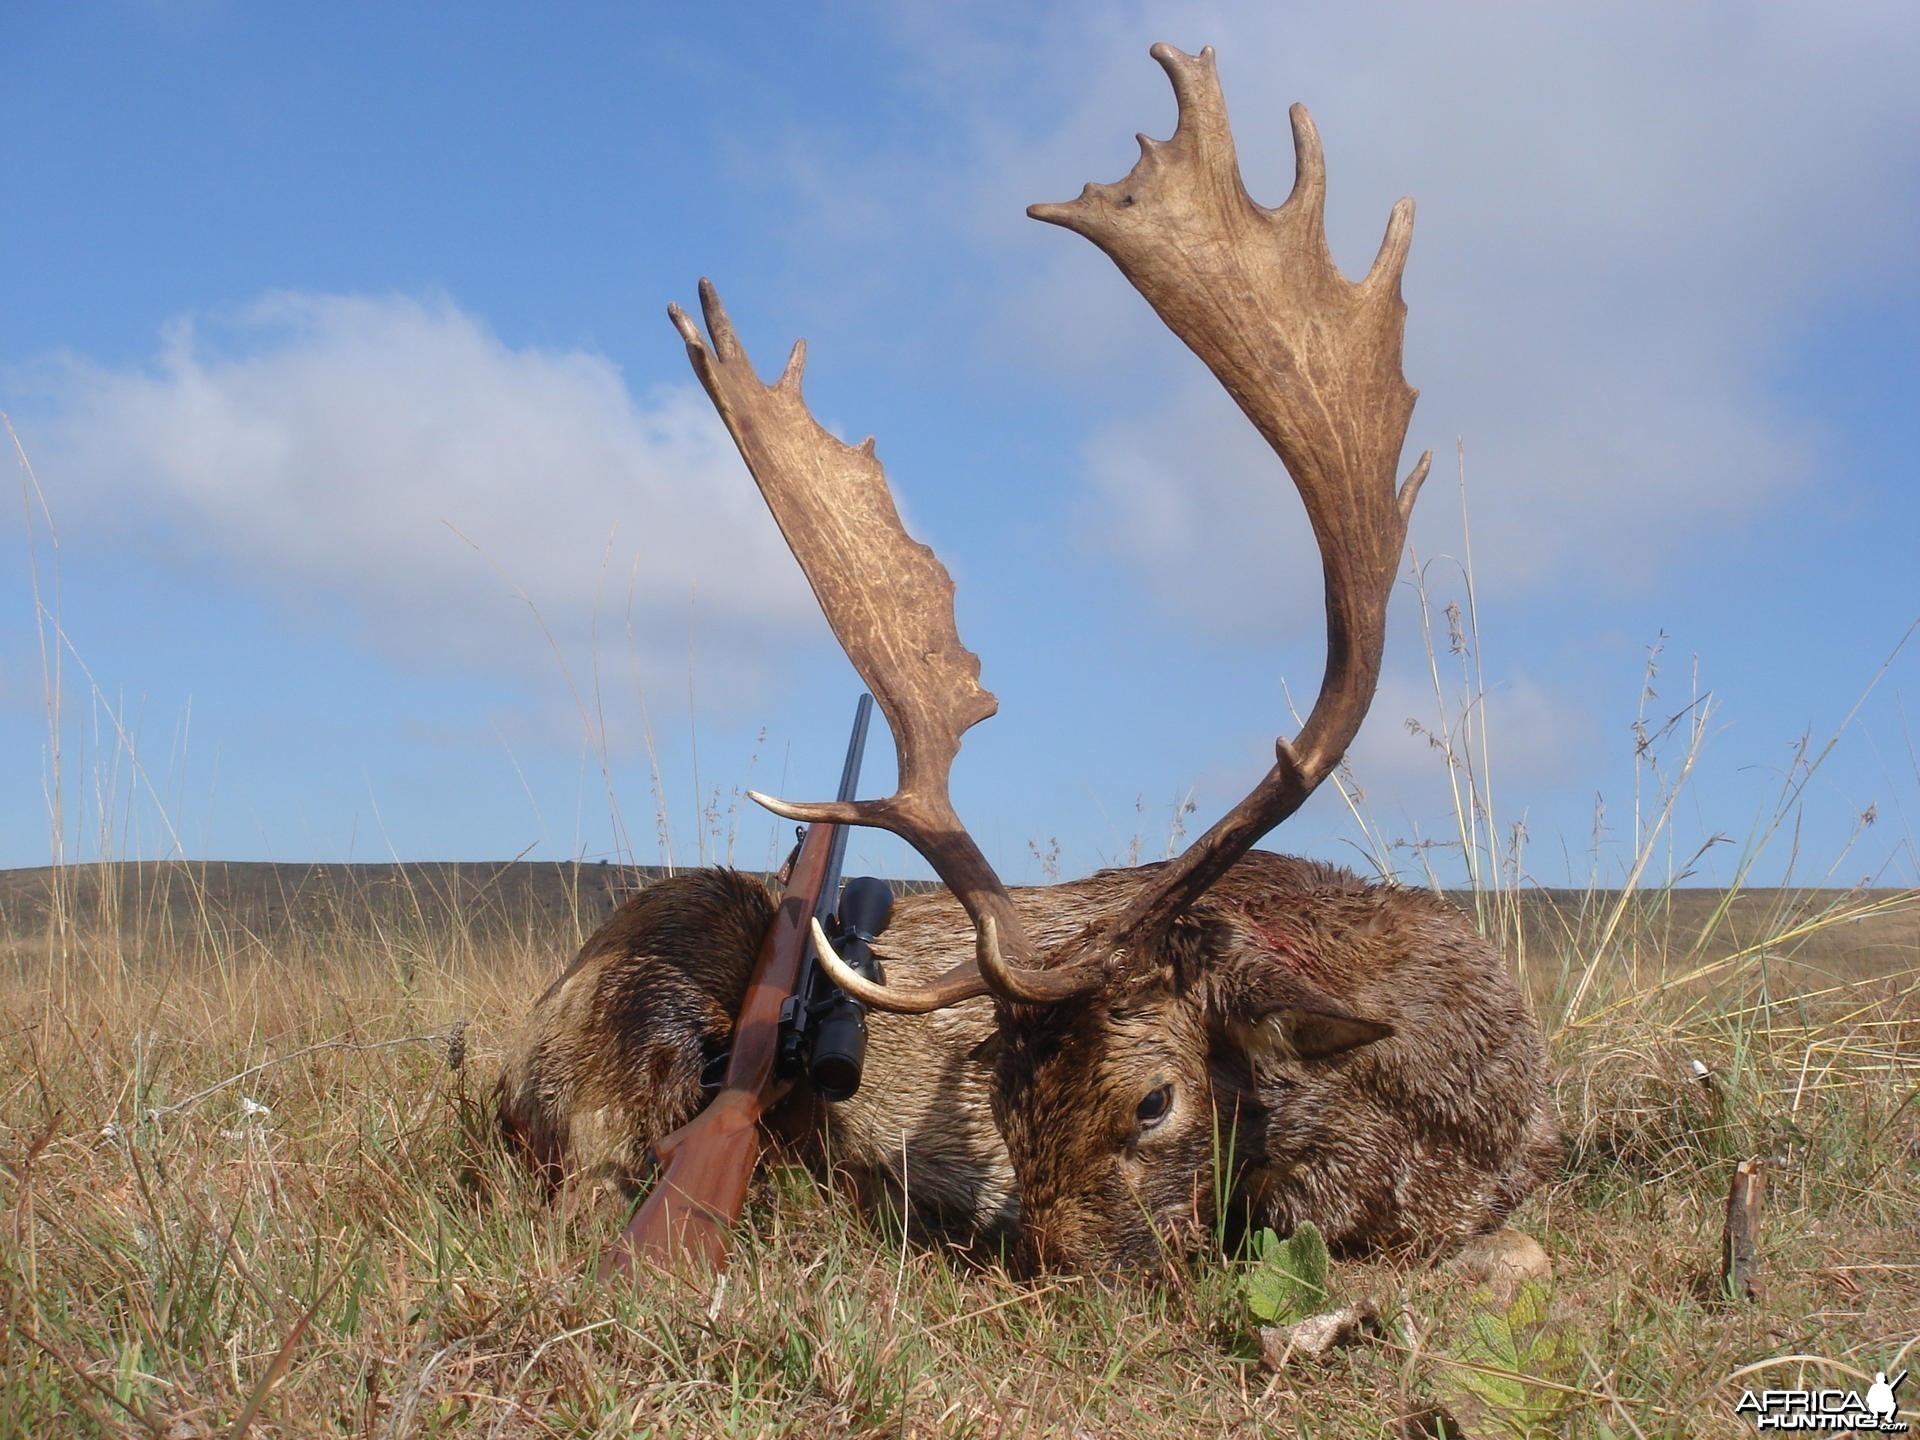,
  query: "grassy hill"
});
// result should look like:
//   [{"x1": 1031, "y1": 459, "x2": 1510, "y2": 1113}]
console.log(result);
[{"x1": 3, "y1": 859, "x2": 1913, "y2": 987}]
